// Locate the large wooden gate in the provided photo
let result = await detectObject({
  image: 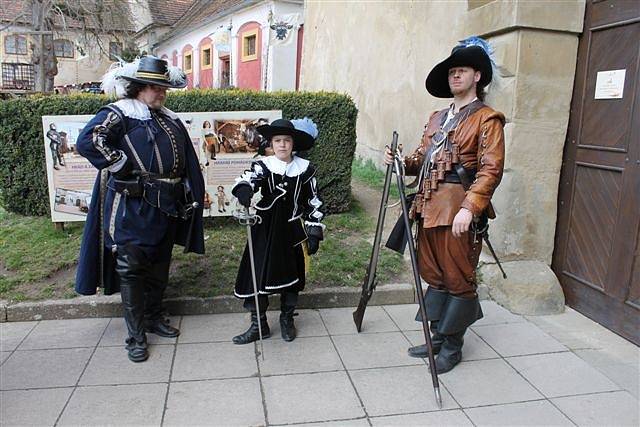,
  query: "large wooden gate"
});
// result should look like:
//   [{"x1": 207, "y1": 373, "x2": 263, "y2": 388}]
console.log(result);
[{"x1": 553, "y1": 0, "x2": 640, "y2": 344}]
